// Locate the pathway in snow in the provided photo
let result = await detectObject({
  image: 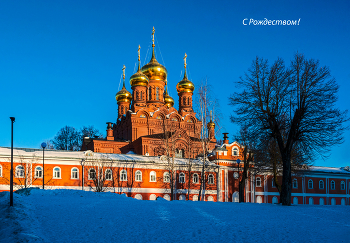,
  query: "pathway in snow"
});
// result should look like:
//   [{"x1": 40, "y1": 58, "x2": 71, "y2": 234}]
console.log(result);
[{"x1": 0, "y1": 189, "x2": 349, "y2": 243}]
